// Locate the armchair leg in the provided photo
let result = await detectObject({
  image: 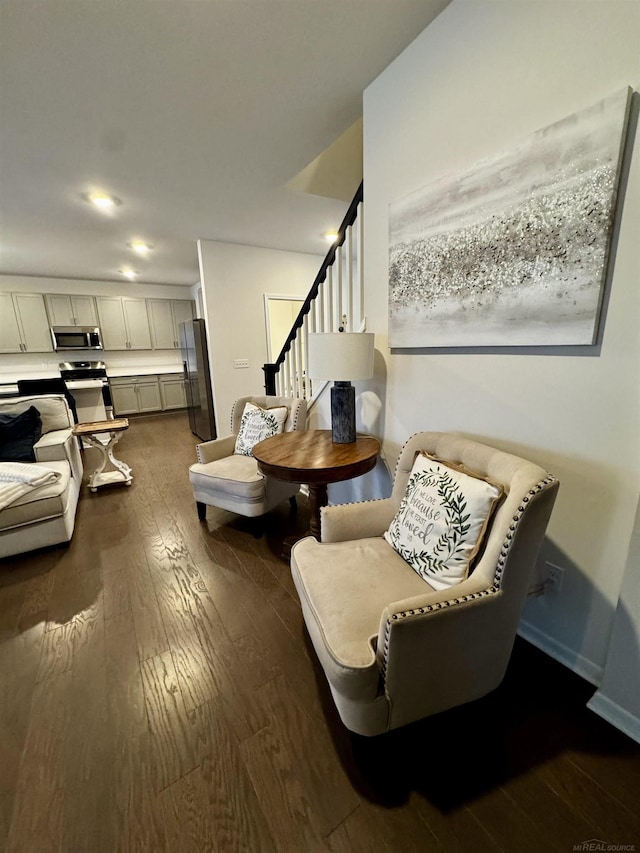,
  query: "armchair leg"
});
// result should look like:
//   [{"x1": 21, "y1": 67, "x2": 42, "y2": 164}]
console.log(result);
[{"x1": 196, "y1": 501, "x2": 207, "y2": 521}]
